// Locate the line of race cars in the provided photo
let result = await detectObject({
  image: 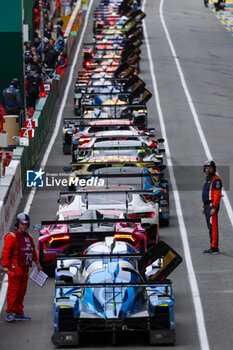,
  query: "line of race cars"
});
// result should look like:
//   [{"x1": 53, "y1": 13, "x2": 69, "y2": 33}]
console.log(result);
[{"x1": 34, "y1": 0, "x2": 182, "y2": 346}]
